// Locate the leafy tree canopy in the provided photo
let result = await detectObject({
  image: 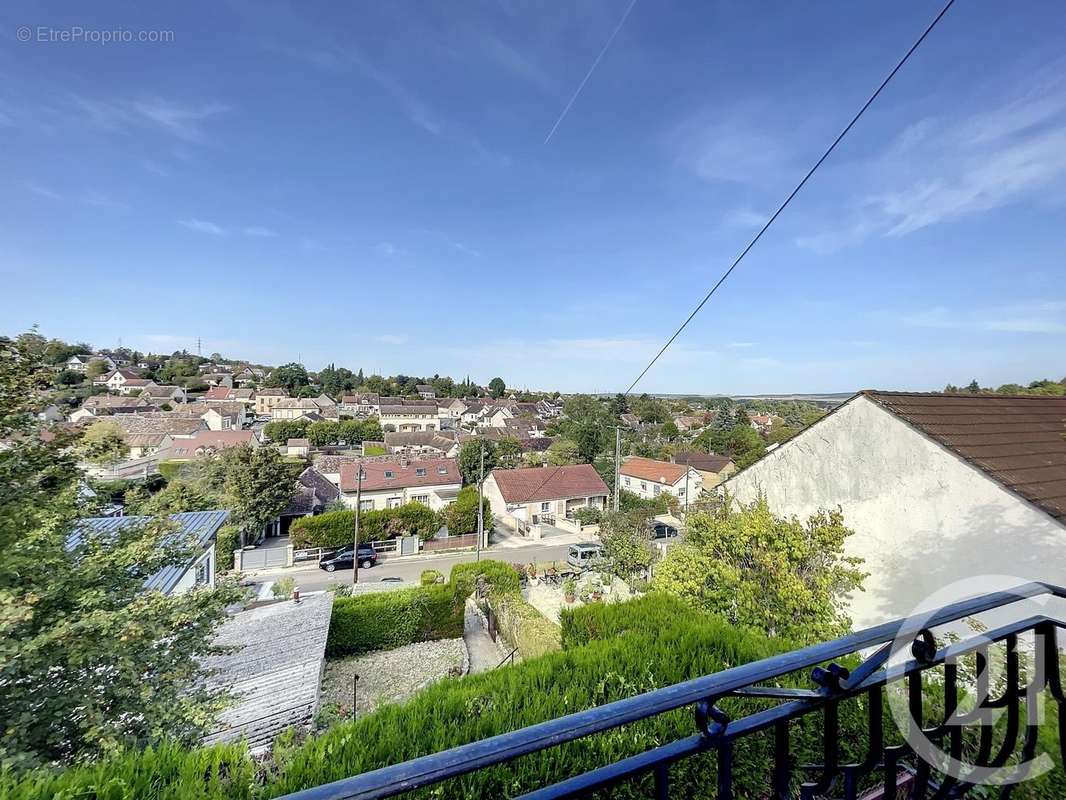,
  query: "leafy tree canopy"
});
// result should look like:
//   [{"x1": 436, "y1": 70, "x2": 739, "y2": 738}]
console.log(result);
[
  {"x1": 488, "y1": 377, "x2": 506, "y2": 398},
  {"x1": 653, "y1": 495, "x2": 866, "y2": 643}
]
